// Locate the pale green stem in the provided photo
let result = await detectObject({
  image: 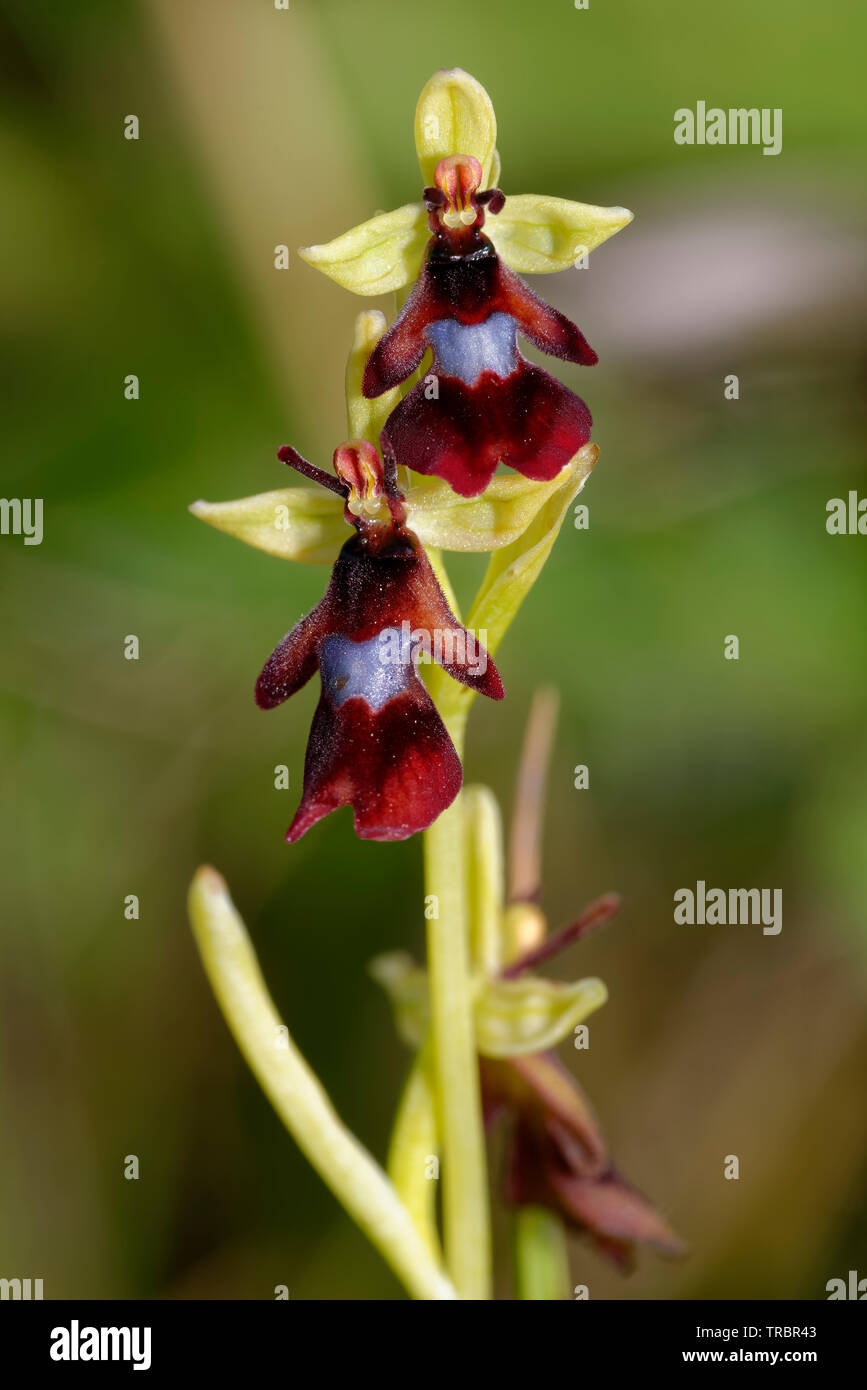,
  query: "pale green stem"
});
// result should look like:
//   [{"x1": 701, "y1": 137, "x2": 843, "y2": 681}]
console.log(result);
[
  {"x1": 386, "y1": 1039, "x2": 442, "y2": 1264},
  {"x1": 387, "y1": 787, "x2": 505, "y2": 1272},
  {"x1": 424, "y1": 781, "x2": 492, "y2": 1300},
  {"x1": 422, "y1": 686, "x2": 493, "y2": 1298},
  {"x1": 514, "y1": 1206, "x2": 571, "y2": 1301},
  {"x1": 416, "y1": 470, "x2": 586, "y2": 1298},
  {"x1": 189, "y1": 866, "x2": 456, "y2": 1302}
]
